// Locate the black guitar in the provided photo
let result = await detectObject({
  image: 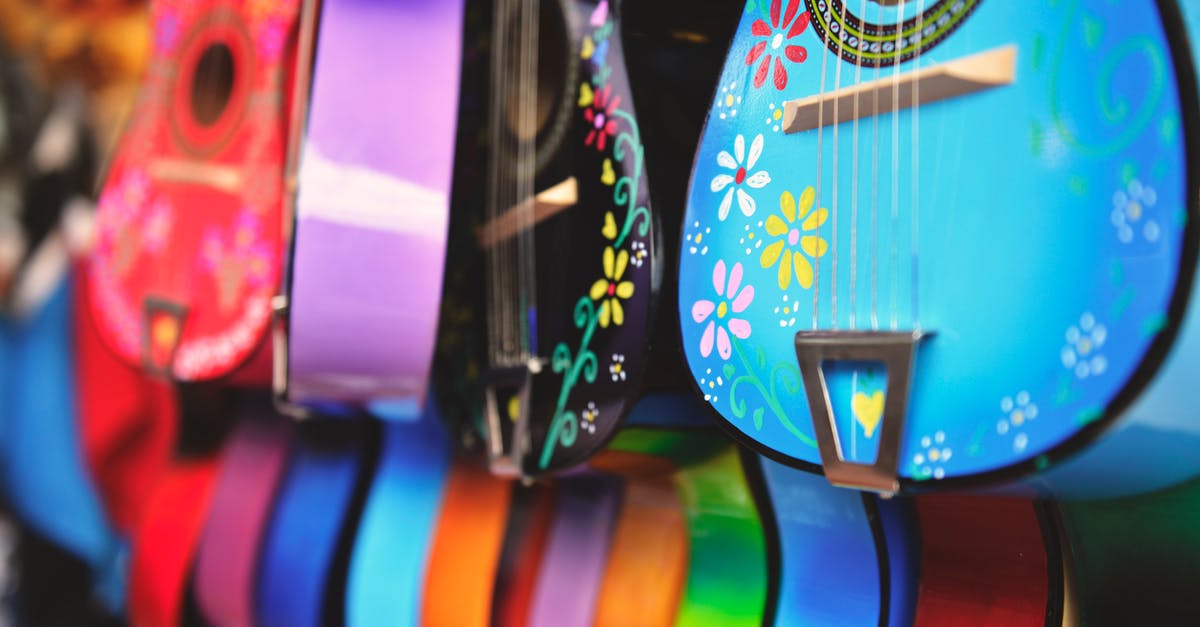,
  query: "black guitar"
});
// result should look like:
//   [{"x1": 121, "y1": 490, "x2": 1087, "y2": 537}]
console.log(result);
[{"x1": 436, "y1": 0, "x2": 742, "y2": 477}]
